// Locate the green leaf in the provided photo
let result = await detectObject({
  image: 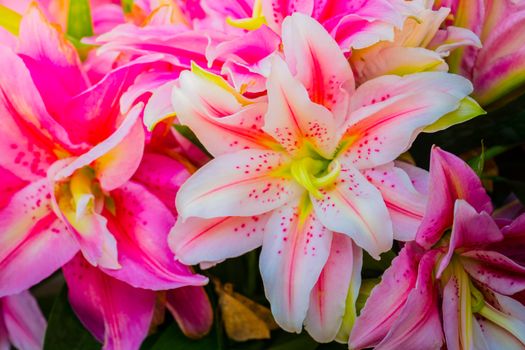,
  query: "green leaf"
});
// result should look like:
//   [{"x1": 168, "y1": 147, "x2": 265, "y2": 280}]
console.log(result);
[
  {"x1": 361, "y1": 250, "x2": 396, "y2": 278},
  {"x1": 121, "y1": 0, "x2": 134, "y2": 14},
  {"x1": 486, "y1": 176, "x2": 525, "y2": 204},
  {"x1": 0, "y1": 5, "x2": 21, "y2": 35},
  {"x1": 467, "y1": 144, "x2": 514, "y2": 176},
  {"x1": 173, "y1": 124, "x2": 213, "y2": 158},
  {"x1": 266, "y1": 333, "x2": 318, "y2": 350},
  {"x1": 411, "y1": 93, "x2": 525, "y2": 167},
  {"x1": 355, "y1": 278, "x2": 380, "y2": 314},
  {"x1": 44, "y1": 286, "x2": 101, "y2": 350},
  {"x1": 151, "y1": 323, "x2": 220, "y2": 350},
  {"x1": 67, "y1": 0, "x2": 94, "y2": 39},
  {"x1": 424, "y1": 96, "x2": 486, "y2": 133},
  {"x1": 469, "y1": 141, "x2": 485, "y2": 176}
]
